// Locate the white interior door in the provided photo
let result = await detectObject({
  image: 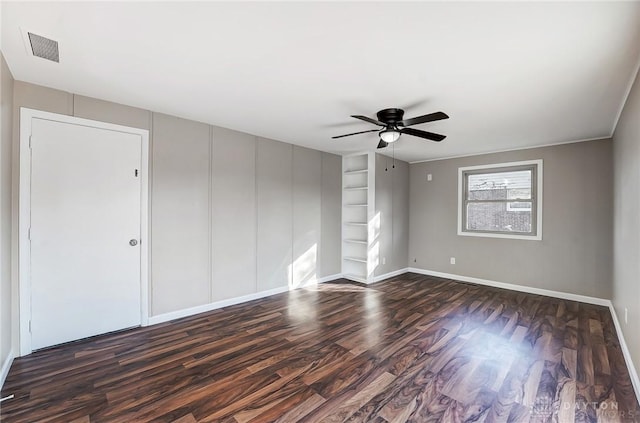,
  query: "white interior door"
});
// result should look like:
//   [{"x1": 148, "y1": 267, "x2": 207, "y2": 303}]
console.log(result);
[{"x1": 29, "y1": 117, "x2": 143, "y2": 350}]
